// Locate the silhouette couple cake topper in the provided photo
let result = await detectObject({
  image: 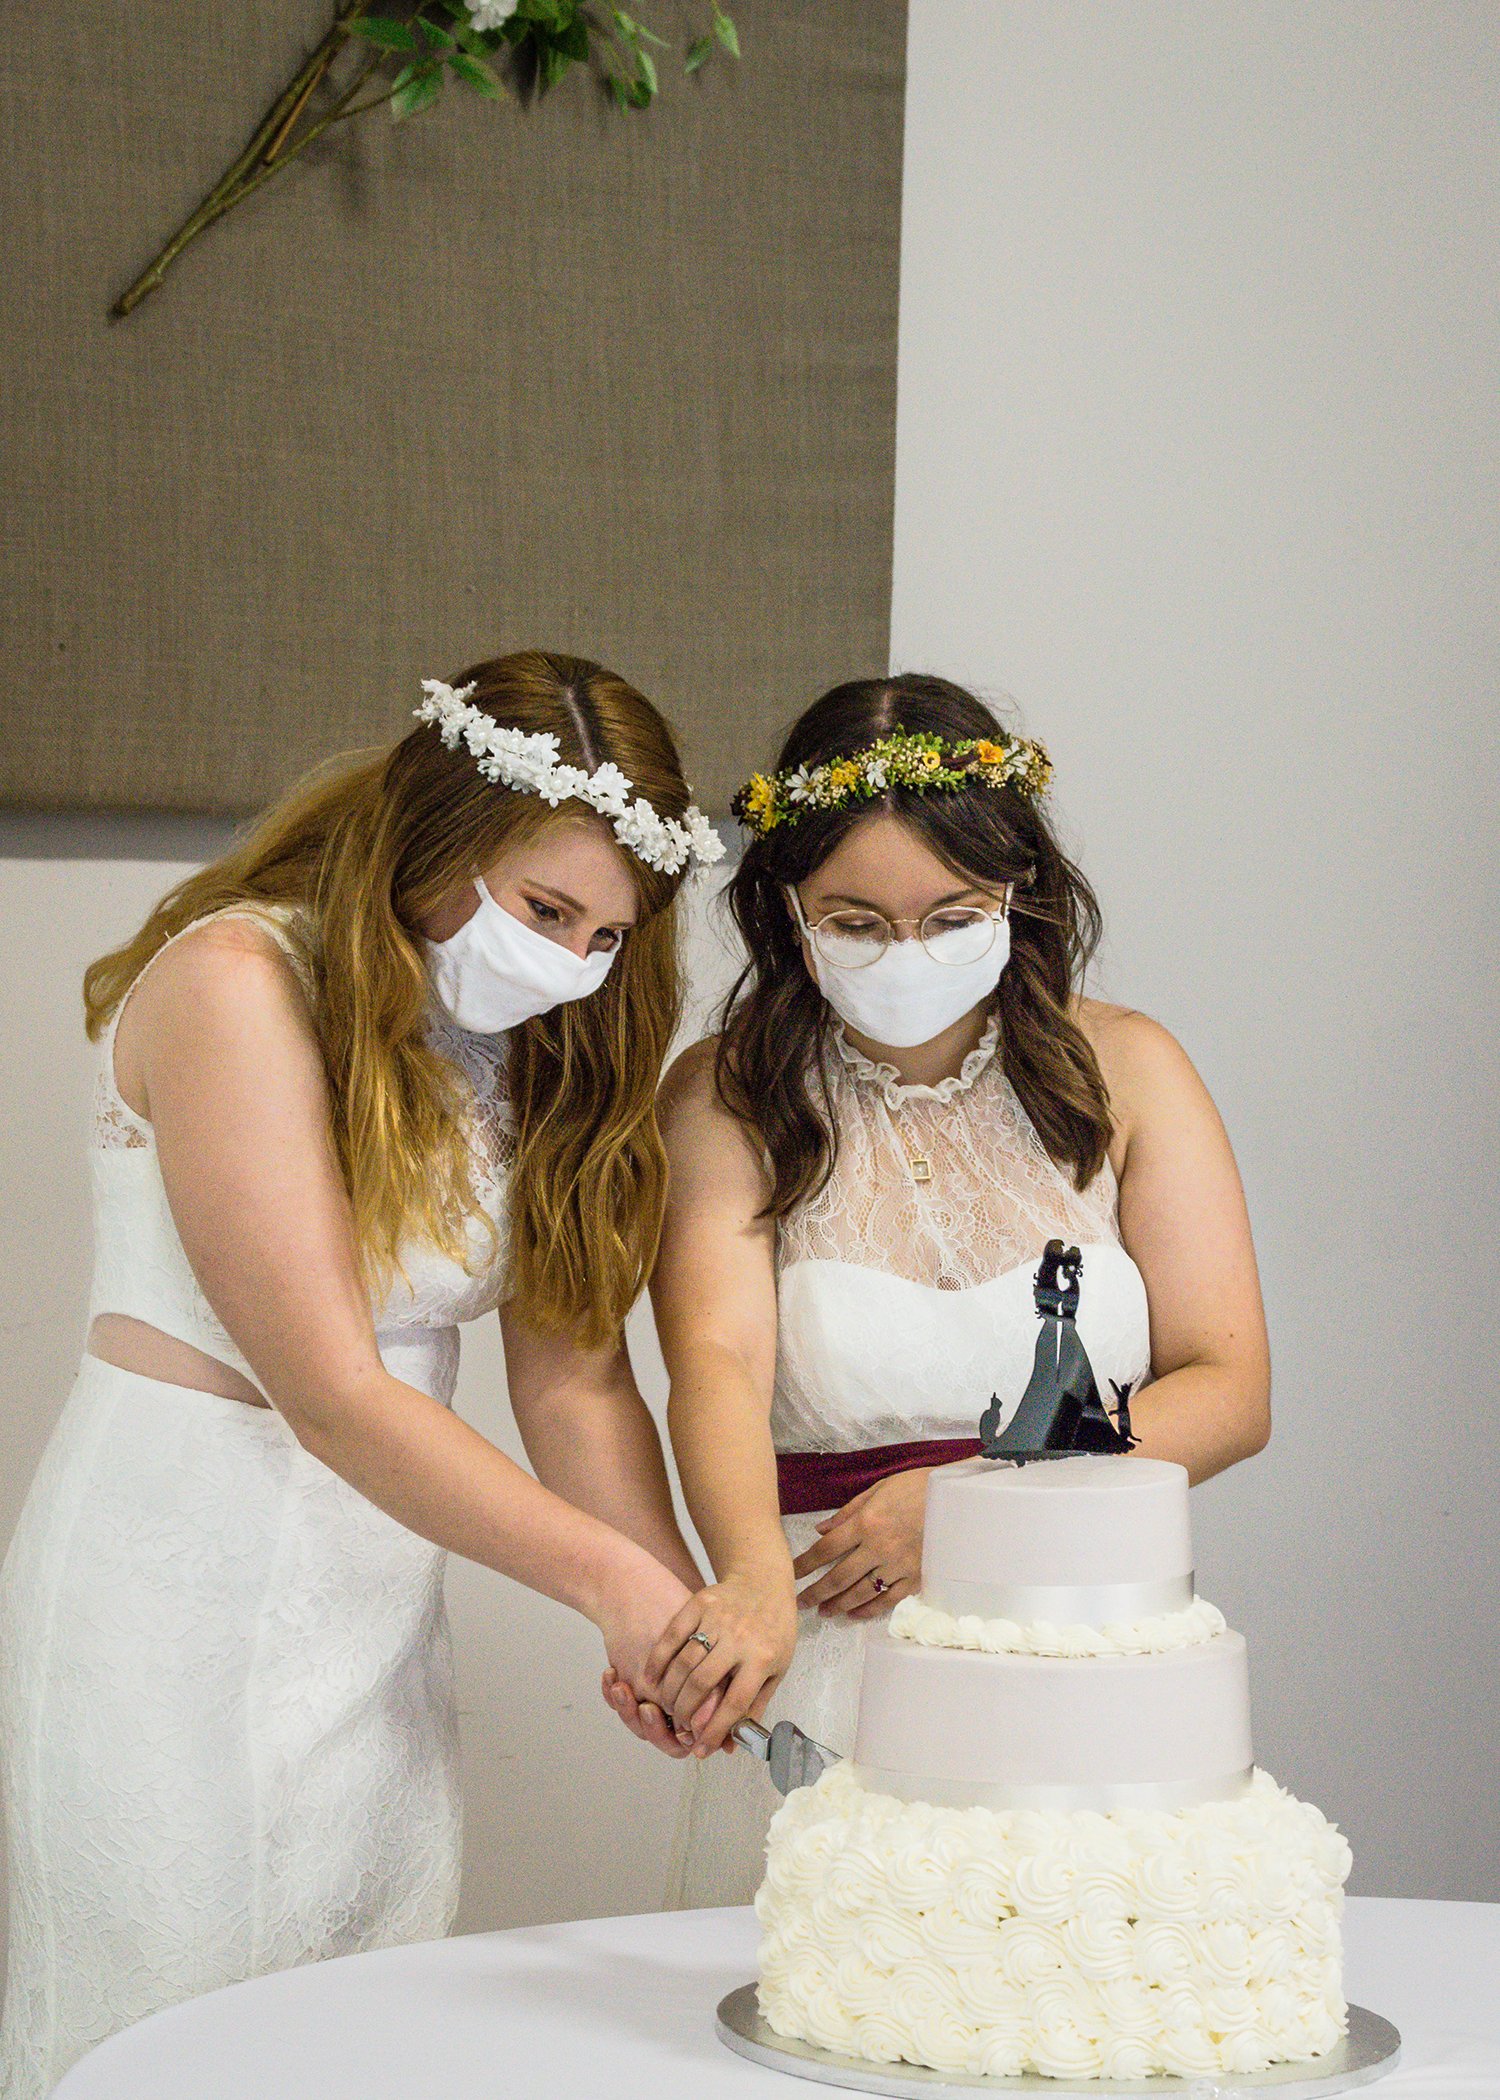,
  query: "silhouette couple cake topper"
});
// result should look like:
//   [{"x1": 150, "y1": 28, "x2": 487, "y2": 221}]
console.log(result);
[{"x1": 978, "y1": 1240, "x2": 1138, "y2": 1462}]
